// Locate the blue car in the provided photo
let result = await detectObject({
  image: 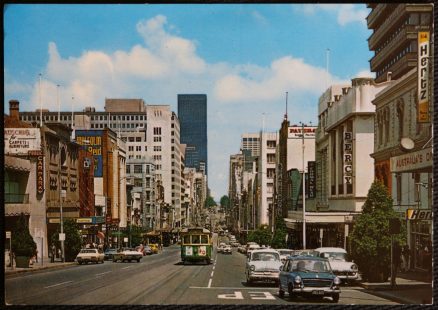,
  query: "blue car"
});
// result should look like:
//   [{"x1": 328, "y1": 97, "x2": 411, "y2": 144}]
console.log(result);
[{"x1": 279, "y1": 256, "x2": 341, "y2": 303}]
